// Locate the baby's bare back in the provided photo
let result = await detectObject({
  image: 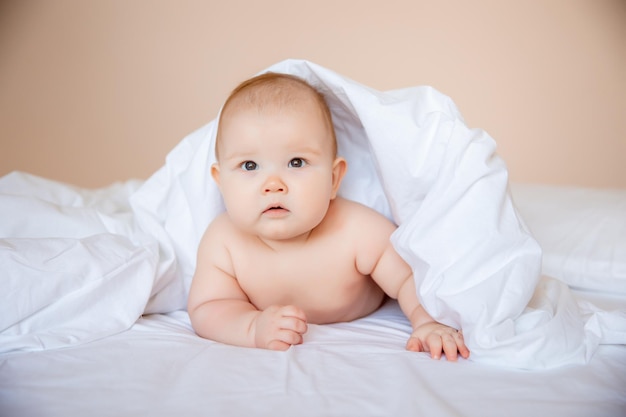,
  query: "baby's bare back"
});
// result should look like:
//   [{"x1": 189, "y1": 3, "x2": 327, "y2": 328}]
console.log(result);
[{"x1": 228, "y1": 198, "x2": 392, "y2": 324}]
